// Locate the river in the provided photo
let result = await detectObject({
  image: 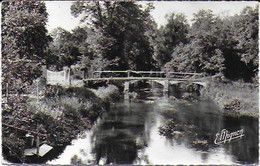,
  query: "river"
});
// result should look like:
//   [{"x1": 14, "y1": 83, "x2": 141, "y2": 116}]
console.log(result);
[{"x1": 47, "y1": 87, "x2": 258, "y2": 165}]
